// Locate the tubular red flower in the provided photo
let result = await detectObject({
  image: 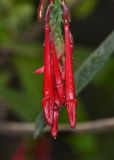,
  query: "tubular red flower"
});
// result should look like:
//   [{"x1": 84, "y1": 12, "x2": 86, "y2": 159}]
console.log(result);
[
  {"x1": 50, "y1": 72, "x2": 61, "y2": 138},
  {"x1": 51, "y1": 42, "x2": 65, "y2": 104},
  {"x1": 42, "y1": 24, "x2": 54, "y2": 125},
  {"x1": 64, "y1": 23, "x2": 77, "y2": 128}
]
